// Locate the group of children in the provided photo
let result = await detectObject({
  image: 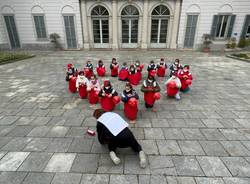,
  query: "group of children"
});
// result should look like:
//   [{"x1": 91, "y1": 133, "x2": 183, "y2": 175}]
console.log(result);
[{"x1": 65, "y1": 58, "x2": 193, "y2": 123}]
